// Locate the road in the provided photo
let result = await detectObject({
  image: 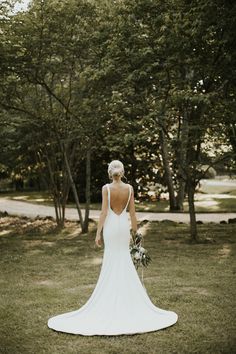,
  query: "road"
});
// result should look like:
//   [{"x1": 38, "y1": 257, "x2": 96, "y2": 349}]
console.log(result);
[{"x1": 0, "y1": 198, "x2": 235, "y2": 223}]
